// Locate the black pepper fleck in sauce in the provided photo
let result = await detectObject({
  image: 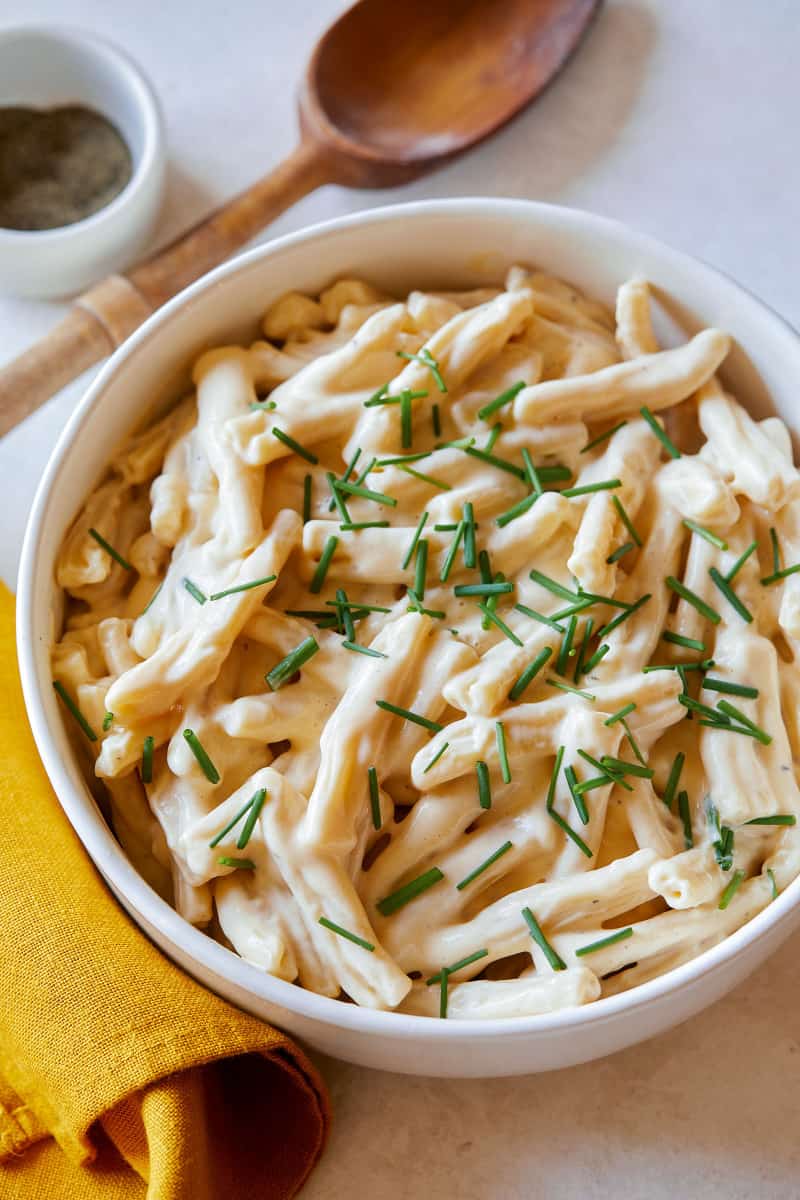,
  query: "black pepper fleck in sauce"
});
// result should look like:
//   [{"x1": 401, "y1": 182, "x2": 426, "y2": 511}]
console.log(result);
[{"x1": 0, "y1": 105, "x2": 133, "y2": 231}]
